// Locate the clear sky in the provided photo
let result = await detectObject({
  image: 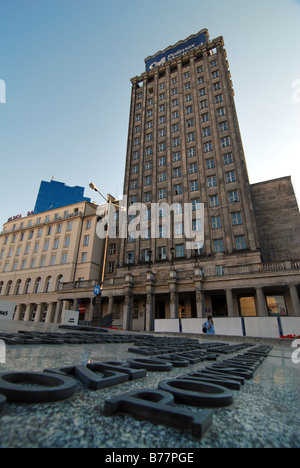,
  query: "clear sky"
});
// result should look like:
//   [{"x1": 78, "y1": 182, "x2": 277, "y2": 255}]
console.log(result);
[{"x1": 0, "y1": 0, "x2": 299, "y2": 226}]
